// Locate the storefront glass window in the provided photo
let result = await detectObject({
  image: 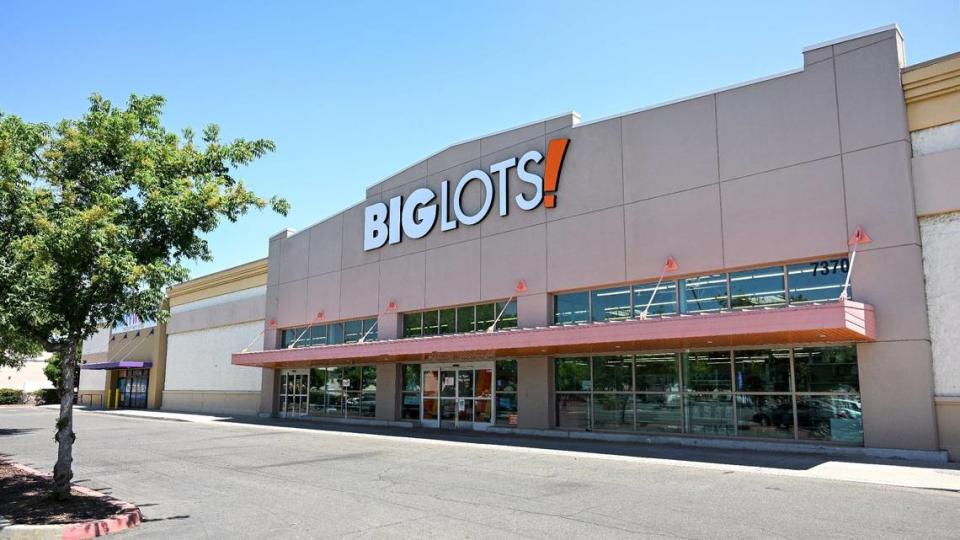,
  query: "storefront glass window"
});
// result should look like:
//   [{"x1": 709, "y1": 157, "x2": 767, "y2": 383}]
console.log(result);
[
  {"x1": 343, "y1": 319, "x2": 363, "y2": 343},
  {"x1": 730, "y1": 266, "x2": 785, "y2": 308},
  {"x1": 591, "y1": 287, "x2": 632, "y2": 322},
  {"x1": 556, "y1": 394, "x2": 590, "y2": 429},
  {"x1": 683, "y1": 351, "x2": 732, "y2": 392},
  {"x1": 422, "y1": 310, "x2": 439, "y2": 336},
  {"x1": 735, "y1": 394, "x2": 794, "y2": 439},
  {"x1": 592, "y1": 394, "x2": 633, "y2": 431},
  {"x1": 734, "y1": 349, "x2": 791, "y2": 392},
  {"x1": 796, "y1": 394, "x2": 862, "y2": 444},
  {"x1": 403, "y1": 313, "x2": 423, "y2": 338},
  {"x1": 635, "y1": 393, "x2": 682, "y2": 433},
  {"x1": 496, "y1": 301, "x2": 518, "y2": 329},
  {"x1": 554, "y1": 292, "x2": 589, "y2": 325},
  {"x1": 553, "y1": 345, "x2": 860, "y2": 444},
  {"x1": 685, "y1": 394, "x2": 735, "y2": 436},
  {"x1": 632, "y1": 281, "x2": 678, "y2": 317},
  {"x1": 635, "y1": 353, "x2": 679, "y2": 392},
  {"x1": 456, "y1": 306, "x2": 476, "y2": 333},
  {"x1": 555, "y1": 357, "x2": 591, "y2": 392},
  {"x1": 794, "y1": 346, "x2": 859, "y2": 393},
  {"x1": 439, "y1": 308, "x2": 456, "y2": 335},
  {"x1": 400, "y1": 364, "x2": 421, "y2": 420},
  {"x1": 787, "y1": 259, "x2": 849, "y2": 304},
  {"x1": 310, "y1": 325, "x2": 328, "y2": 346},
  {"x1": 681, "y1": 274, "x2": 729, "y2": 313},
  {"x1": 592, "y1": 356, "x2": 632, "y2": 392},
  {"x1": 476, "y1": 303, "x2": 496, "y2": 331}
]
